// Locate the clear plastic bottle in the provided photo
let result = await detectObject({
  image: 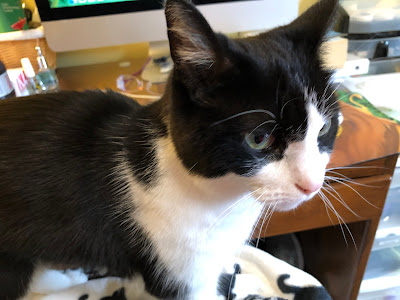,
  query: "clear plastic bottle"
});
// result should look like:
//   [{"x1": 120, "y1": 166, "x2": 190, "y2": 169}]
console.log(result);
[
  {"x1": 21, "y1": 57, "x2": 44, "y2": 95},
  {"x1": 35, "y1": 46, "x2": 59, "y2": 93}
]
